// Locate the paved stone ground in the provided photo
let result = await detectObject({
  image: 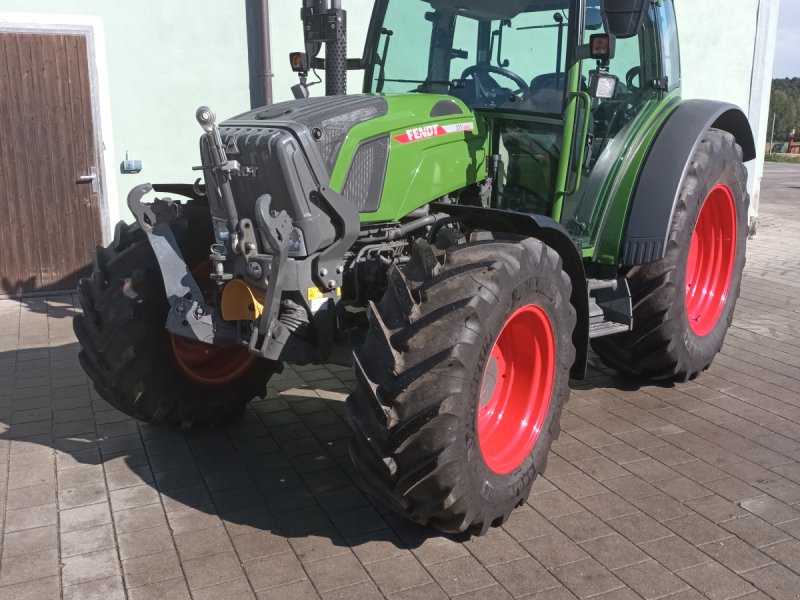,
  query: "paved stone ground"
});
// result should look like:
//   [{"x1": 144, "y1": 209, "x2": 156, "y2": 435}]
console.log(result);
[{"x1": 2, "y1": 164, "x2": 800, "y2": 600}]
